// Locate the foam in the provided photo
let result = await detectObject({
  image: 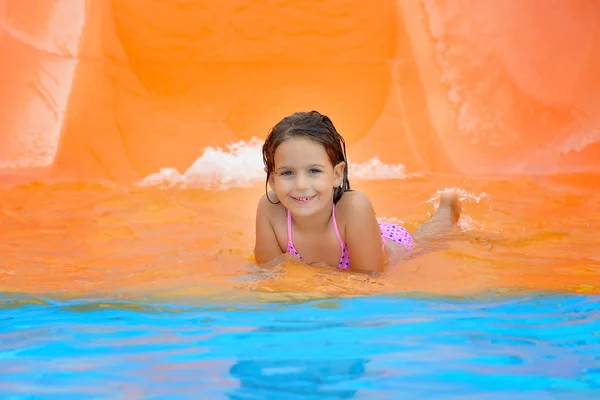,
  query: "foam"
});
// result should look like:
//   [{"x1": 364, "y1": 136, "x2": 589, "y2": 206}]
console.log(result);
[{"x1": 138, "y1": 138, "x2": 410, "y2": 190}]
